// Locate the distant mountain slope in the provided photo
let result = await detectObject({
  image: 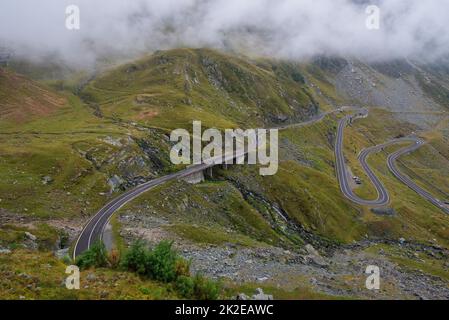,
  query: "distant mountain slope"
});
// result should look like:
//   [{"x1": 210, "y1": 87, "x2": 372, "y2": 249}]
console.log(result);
[
  {"x1": 81, "y1": 48, "x2": 319, "y2": 129},
  {"x1": 301, "y1": 57, "x2": 449, "y2": 129}
]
